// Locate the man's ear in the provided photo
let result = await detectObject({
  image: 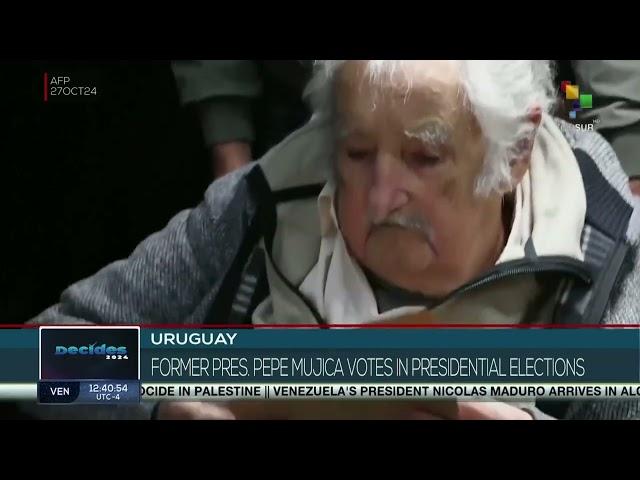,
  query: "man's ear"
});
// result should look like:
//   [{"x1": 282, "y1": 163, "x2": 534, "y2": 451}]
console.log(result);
[{"x1": 510, "y1": 107, "x2": 542, "y2": 185}]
